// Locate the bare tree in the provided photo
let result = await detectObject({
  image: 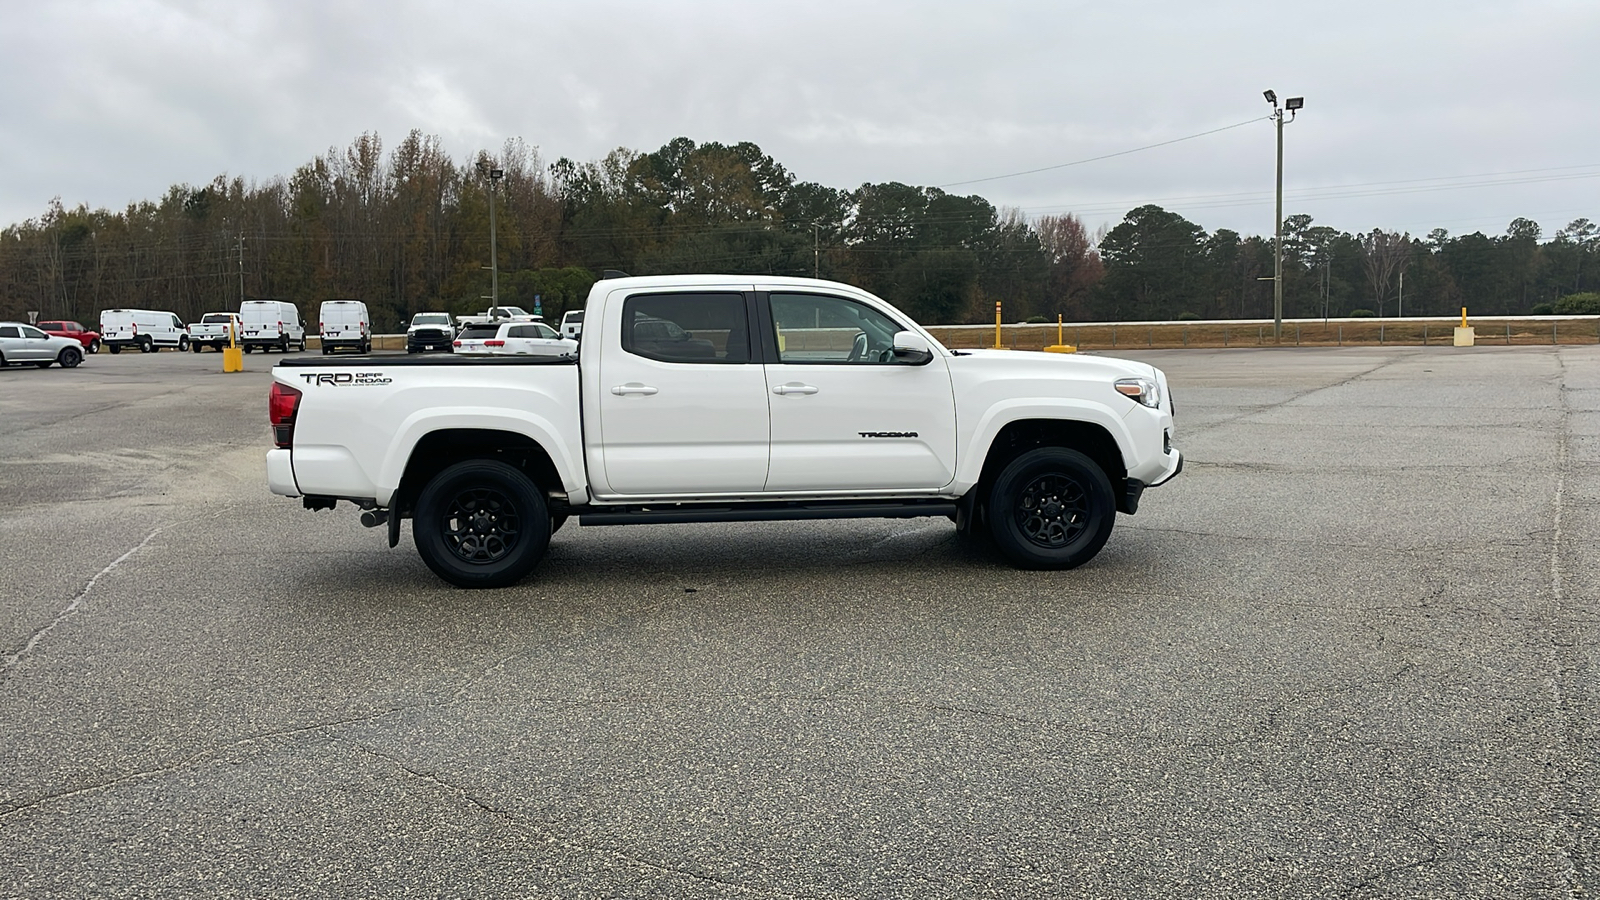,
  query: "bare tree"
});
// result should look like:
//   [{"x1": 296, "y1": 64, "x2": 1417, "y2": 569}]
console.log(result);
[
  {"x1": 1036, "y1": 213, "x2": 1103, "y2": 318},
  {"x1": 1360, "y1": 229, "x2": 1410, "y2": 316}
]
